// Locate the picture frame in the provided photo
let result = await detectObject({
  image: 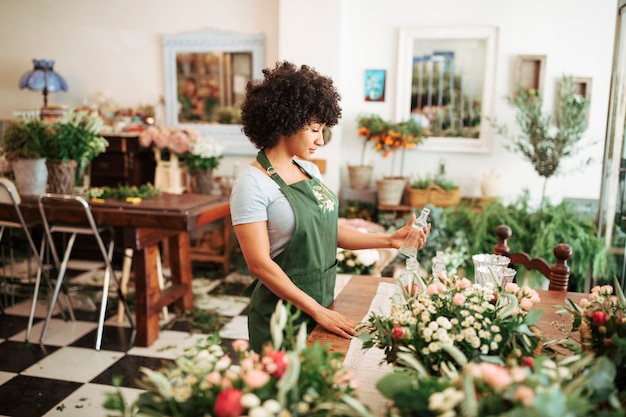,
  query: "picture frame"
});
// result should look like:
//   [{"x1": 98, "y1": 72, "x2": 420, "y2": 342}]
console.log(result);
[
  {"x1": 396, "y1": 26, "x2": 498, "y2": 153},
  {"x1": 162, "y1": 29, "x2": 265, "y2": 155},
  {"x1": 514, "y1": 55, "x2": 547, "y2": 96},
  {"x1": 364, "y1": 69, "x2": 386, "y2": 102}
]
